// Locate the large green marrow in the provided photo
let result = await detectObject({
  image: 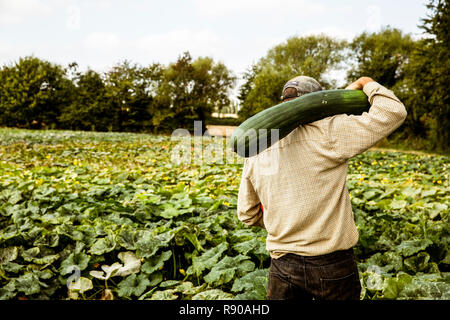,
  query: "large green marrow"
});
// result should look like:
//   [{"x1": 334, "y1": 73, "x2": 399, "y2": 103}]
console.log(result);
[{"x1": 230, "y1": 89, "x2": 370, "y2": 158}]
